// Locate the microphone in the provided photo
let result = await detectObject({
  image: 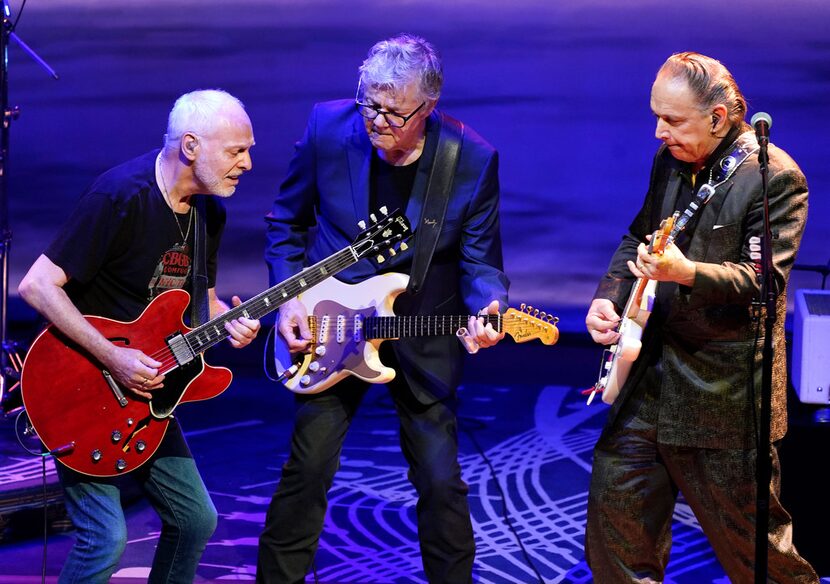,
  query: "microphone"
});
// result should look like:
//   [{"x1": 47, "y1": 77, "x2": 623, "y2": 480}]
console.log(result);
[
  {"x1": 751, "y1": 112, "x2": 772, "y2": 142},
  {"x1": 750, "y1": 112, "x2": 772, "y2": 168}
]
